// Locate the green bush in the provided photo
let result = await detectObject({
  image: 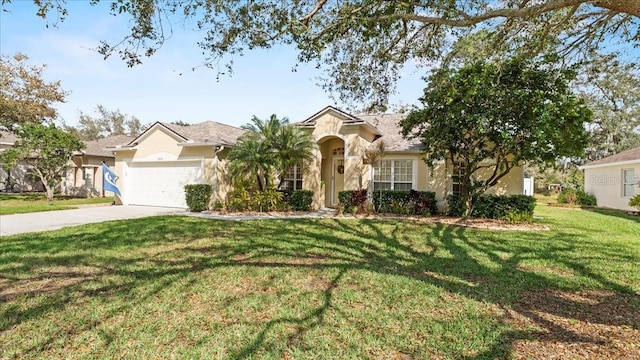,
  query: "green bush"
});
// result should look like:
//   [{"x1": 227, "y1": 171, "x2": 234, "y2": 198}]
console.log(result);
[
  {"x1": 338, "y1": 190, "x2": 368, "y2": 211},
  {"x1": 250, "y1": 188, "x2": 283, "y2": 212},
  {"x1": 372, "y1": 190, "x2": 438, "y2": 216},
  {"x1": 446, "y1": 194, "x2": 466, "y2": 217},
  {"x1": 629, "y1": 194, "x2": 640, "y2": 211},
  {"x1": 184, "y1": 184, "x2": 213, "y2": 212},
  {"x1": 288, "y1": 190, "x2": 314, "y2": 211},
  {"x1": 557, "y1": 188, "x2": 597, "y2": 206},
  {"x1": 446, "y1": 193, "x2": 536, "y2": 220},
  {"x1": 227, "y1": 187, "x2": 251, "y2": 212}
]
